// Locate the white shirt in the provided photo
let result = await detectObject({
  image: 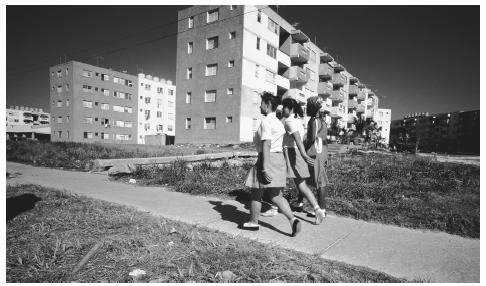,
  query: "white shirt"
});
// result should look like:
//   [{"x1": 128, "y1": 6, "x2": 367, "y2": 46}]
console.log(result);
[
  {"x1": 283, "y1": 116, "x2": 305, "y2": 148},
  {"x1": 253, "y1": 112, "x2": 285, "y2": 153}
]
